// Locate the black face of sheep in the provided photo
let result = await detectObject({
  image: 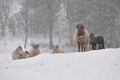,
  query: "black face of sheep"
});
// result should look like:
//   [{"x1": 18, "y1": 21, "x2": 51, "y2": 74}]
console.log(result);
[
  {"x1": 96, "y1": 36, "x2": 104, "y2": 49},
  {"x1": 89, "y1": 34, "x2": 95, "y2": 40},
  {"x1": 89, "y1": 34, "x2": 97, "y2": 50}
]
